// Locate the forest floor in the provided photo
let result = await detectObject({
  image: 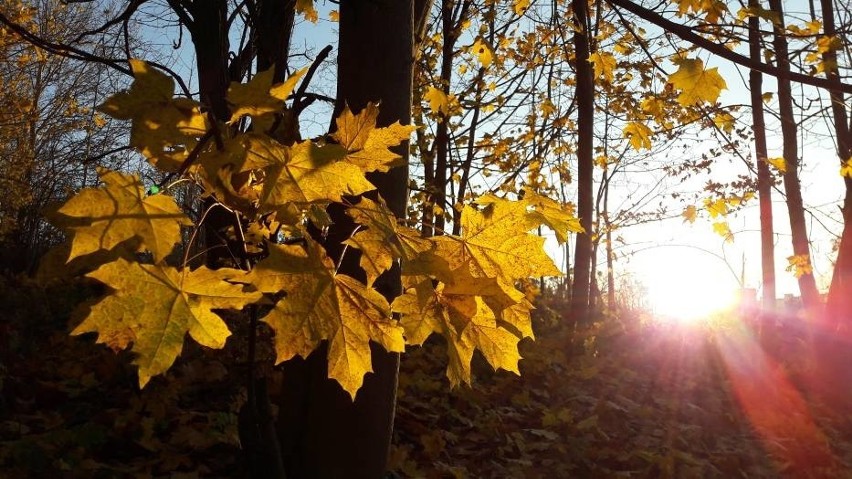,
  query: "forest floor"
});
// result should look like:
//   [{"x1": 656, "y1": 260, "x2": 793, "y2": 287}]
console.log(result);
[{"x1": 2, "y1": 278, "x2": 852, "y2": 478}]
